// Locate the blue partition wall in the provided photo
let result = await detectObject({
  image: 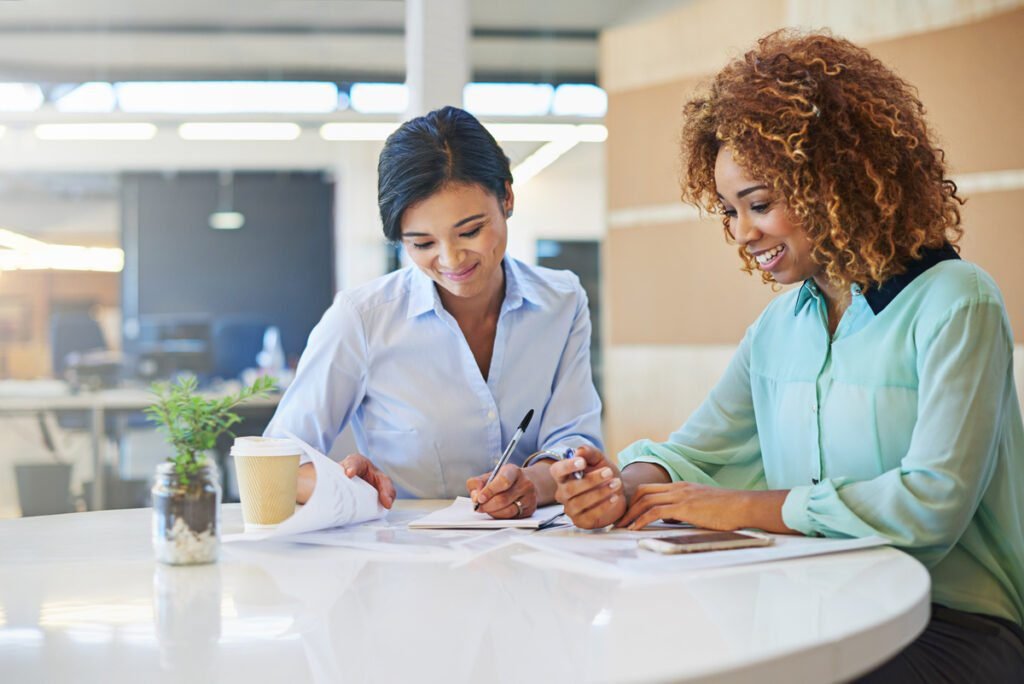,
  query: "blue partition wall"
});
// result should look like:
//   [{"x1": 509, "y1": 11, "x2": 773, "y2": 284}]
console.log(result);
[{"x1": 120, "y1": 171, "x2": 334, "y2": 377}]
